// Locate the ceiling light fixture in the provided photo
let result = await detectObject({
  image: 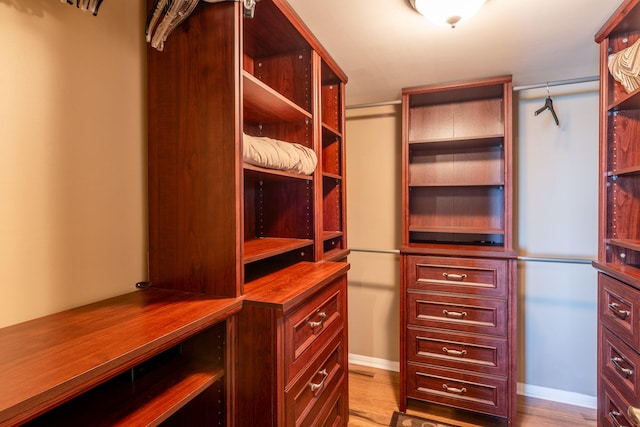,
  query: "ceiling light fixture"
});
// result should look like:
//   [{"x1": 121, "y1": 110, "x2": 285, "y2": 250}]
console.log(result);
[{"x1": 409, "y1": 0, "x2": 487, "y2": 28}]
